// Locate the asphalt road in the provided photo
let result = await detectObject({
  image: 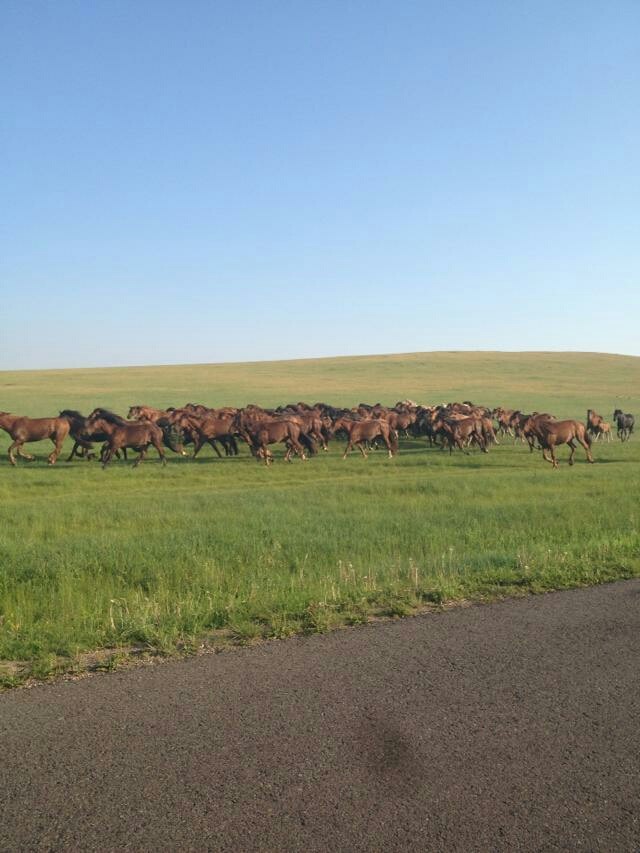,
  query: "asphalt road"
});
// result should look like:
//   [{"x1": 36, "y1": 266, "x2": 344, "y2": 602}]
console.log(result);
[{"x1": 2, "y1": 580, "x2": 639, "y2": 852}]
